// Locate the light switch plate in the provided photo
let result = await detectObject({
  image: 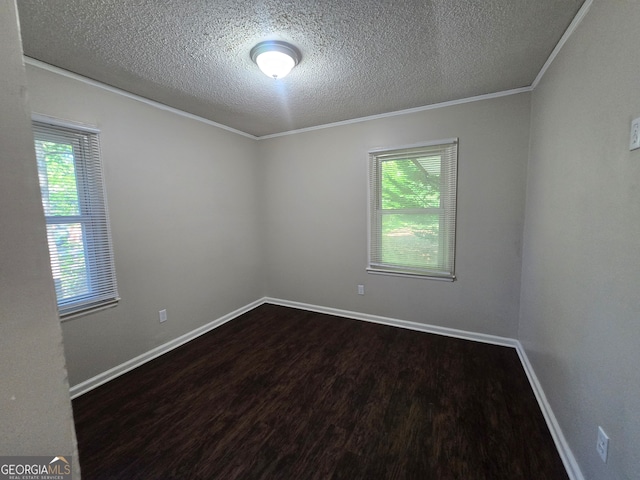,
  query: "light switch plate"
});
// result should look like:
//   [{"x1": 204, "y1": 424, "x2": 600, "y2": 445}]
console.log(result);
[
  {"x1": 596, "y1": 426, "x2": 609, "y2": 463},
  {"x1": 630, "y1": 117, "x2": 640, "y2": 151}
]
